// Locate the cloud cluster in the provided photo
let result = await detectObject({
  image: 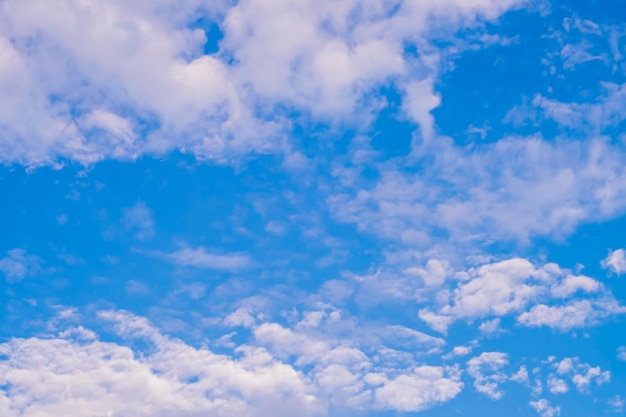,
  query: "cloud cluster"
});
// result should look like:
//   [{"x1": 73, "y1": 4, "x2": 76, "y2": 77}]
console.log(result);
[
  {"x1": 386, "y1": 257, "x2": 624, "y2": 333},
  {"x1": 0, "y1": 309, "x2": 464, "y2": 416},
  {"x1": 0, "y1": 0, "x2": 524, "y2": 167}
]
